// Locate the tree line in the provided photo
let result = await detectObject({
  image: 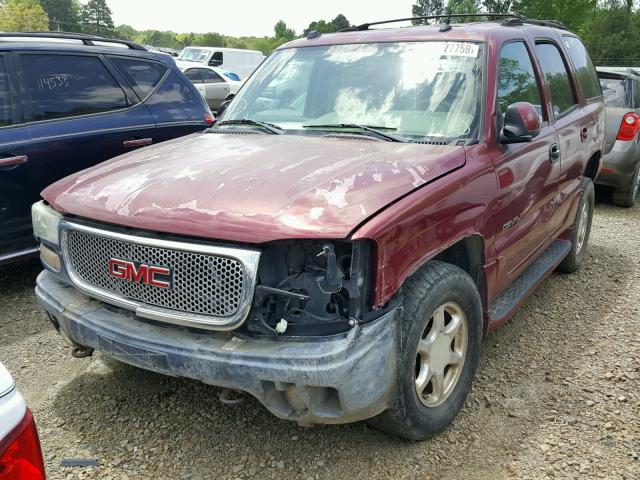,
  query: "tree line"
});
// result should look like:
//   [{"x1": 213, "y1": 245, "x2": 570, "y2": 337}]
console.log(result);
[
  {"x1": 1, "y1": 0, "x2": 640, "y2": 65},
  {"x1": 0, "y1": 0, "x2": 352, "y2": 55},
  {"x1": 412, "y1": 0, "x2": 640, "y2": 66}
]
